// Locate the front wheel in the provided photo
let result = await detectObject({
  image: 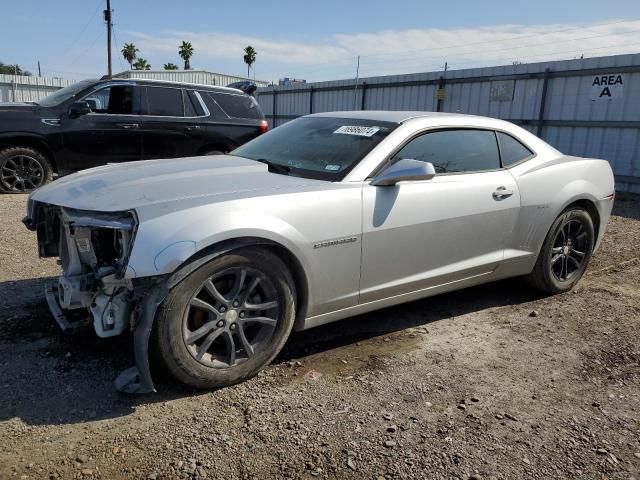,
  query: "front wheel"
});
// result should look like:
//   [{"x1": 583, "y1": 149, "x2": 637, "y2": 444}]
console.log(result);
[
  {"x1": 526, "y1": 207, "x2": 595, "y2": 294},
  {"x1": 153, "y1": 248, "x2": 296, "y2": 389}
]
